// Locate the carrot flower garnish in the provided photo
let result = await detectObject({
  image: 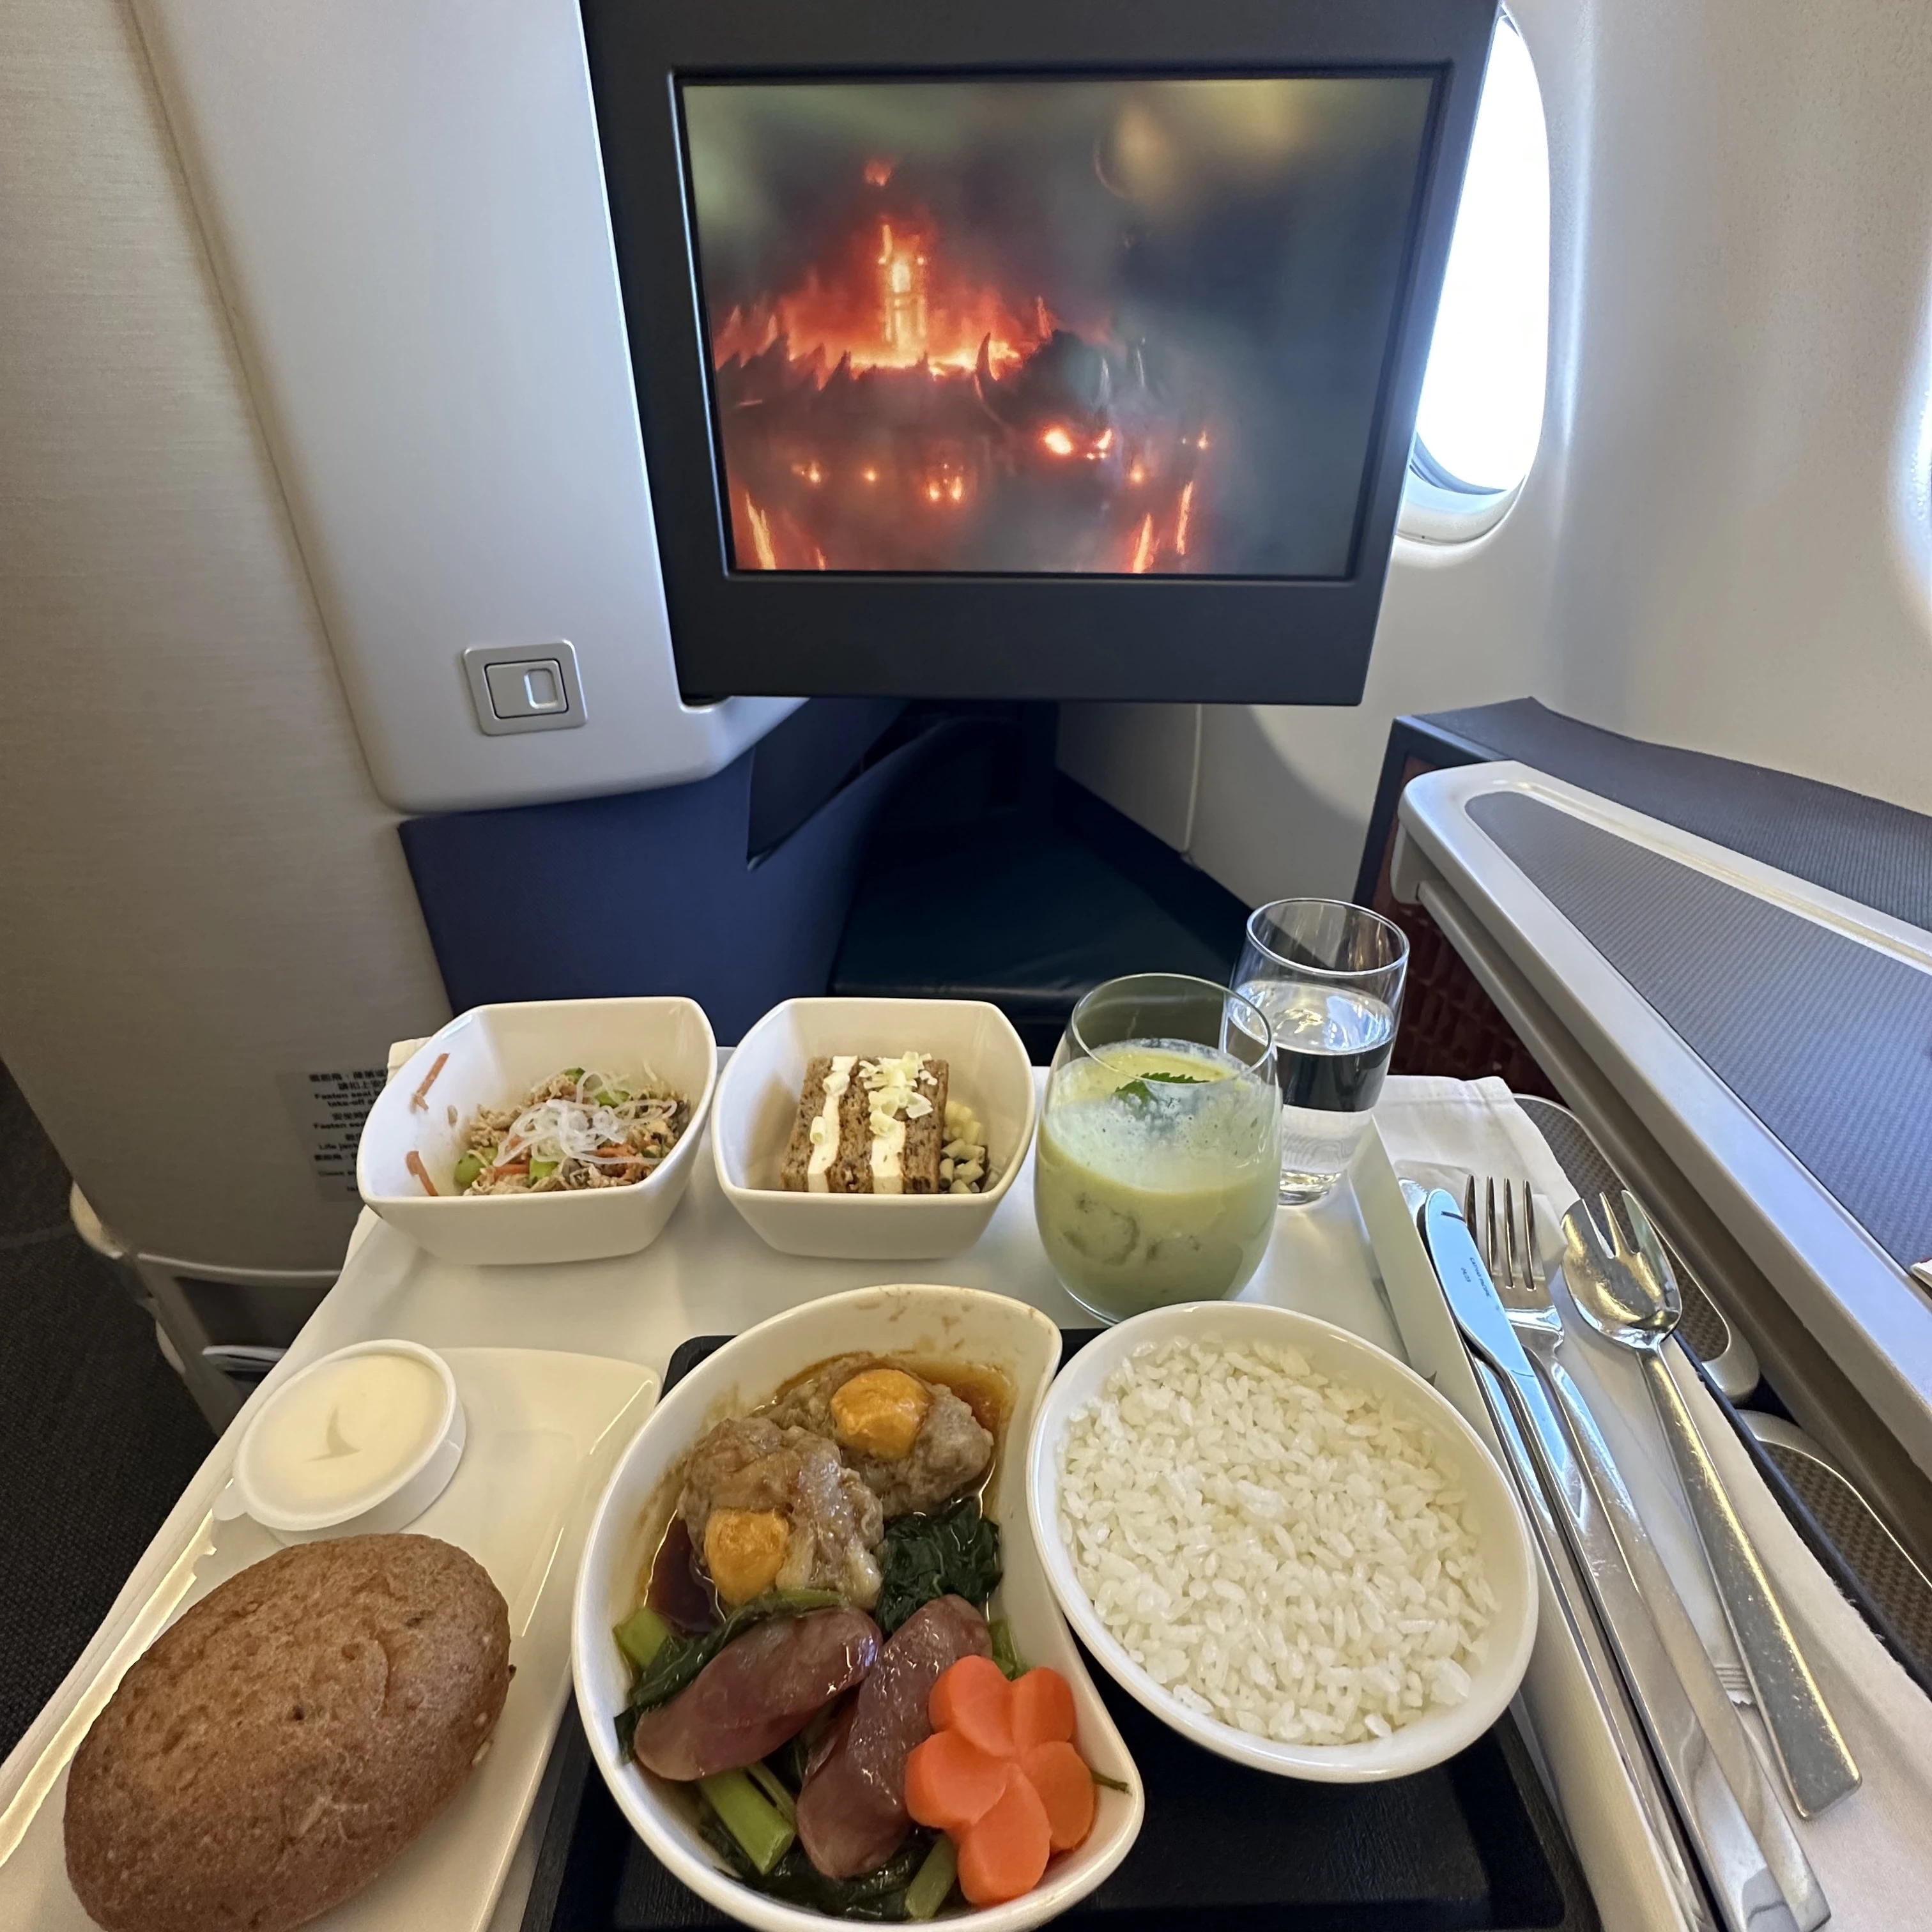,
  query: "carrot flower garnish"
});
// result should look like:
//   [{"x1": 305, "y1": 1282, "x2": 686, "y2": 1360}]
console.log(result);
[{"x1": 903, "y1": 1657, "x2": 1096, "y2": 1906}]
